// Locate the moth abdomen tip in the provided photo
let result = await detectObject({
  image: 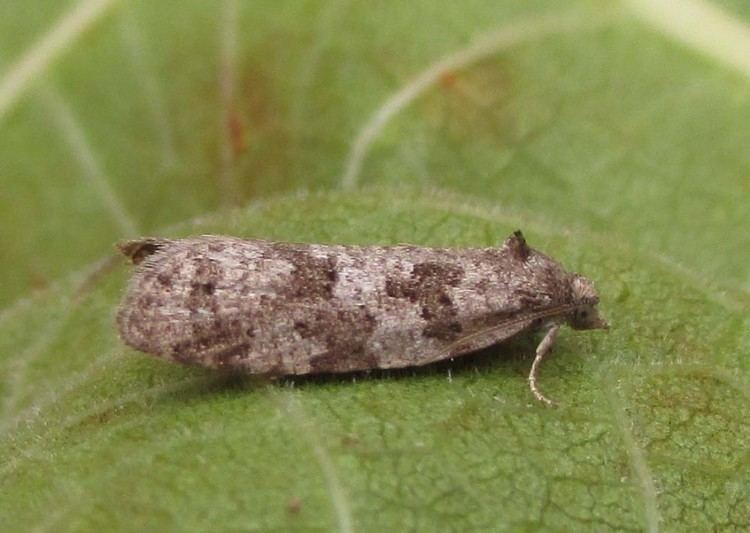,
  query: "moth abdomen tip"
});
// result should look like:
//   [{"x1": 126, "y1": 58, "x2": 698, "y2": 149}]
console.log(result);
[{"x1": 117, "y1": 238, "x2": 170, "y2": 265}]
